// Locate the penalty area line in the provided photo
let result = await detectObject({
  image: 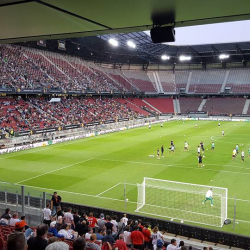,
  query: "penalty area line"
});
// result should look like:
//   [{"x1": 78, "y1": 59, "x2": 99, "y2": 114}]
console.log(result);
[{"x1": 96, "y1": 182, "x2": 122, "y2": 197}]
